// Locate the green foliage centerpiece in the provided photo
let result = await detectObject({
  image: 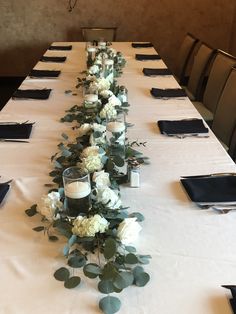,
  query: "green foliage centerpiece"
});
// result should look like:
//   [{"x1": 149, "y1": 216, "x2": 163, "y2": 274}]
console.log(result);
[{"x1": 25, "y1": 43, "x2": 150, "y2": 314}]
